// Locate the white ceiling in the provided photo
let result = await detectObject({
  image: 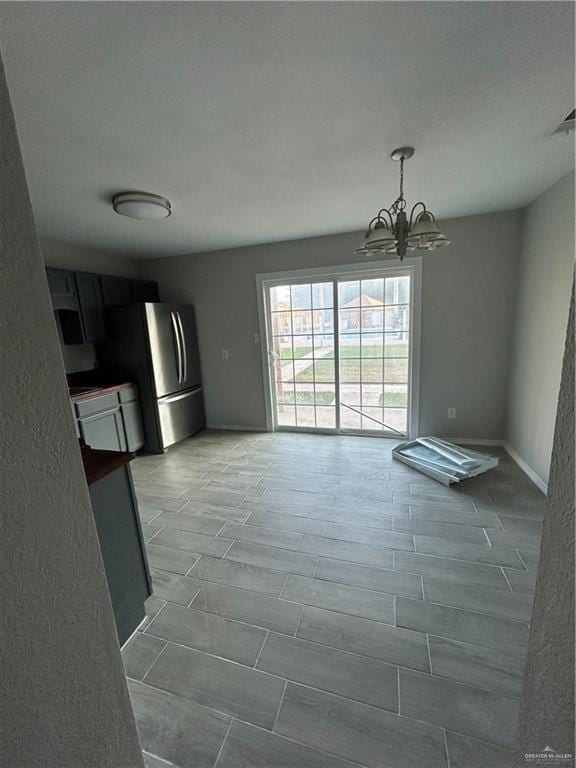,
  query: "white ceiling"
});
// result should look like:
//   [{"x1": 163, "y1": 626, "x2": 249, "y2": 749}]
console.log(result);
[{"x1": 0, "y1": 2, "x2": 573, "y2": 258}]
